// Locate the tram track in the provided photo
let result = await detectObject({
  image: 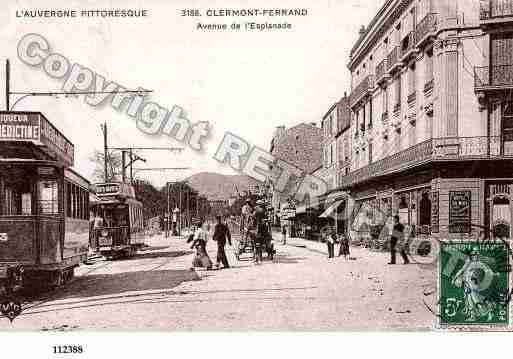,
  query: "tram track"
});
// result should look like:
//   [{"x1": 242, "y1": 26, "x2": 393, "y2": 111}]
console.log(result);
[{"x1": 7, "y1": 247, "x2": 185, "y2": 318}]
